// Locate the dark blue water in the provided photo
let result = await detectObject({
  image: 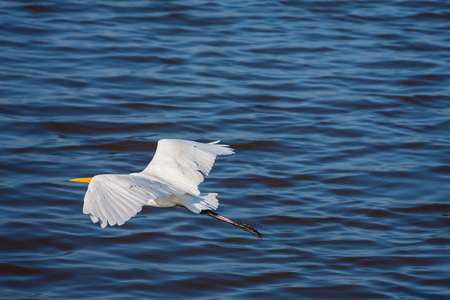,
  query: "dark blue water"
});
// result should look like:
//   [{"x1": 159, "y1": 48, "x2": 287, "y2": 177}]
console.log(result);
[{"x1": 1, "y1": 0, "x2": 449, "y2": 299}]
